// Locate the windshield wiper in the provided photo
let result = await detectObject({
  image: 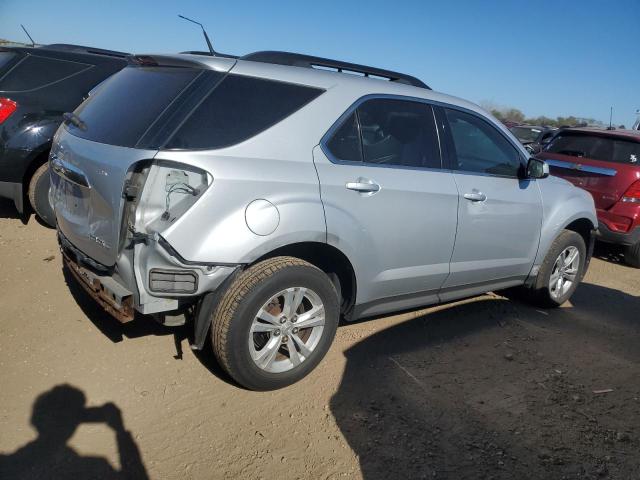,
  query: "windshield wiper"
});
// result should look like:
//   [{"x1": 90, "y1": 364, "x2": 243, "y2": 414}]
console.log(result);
[{"x1": 62, "y1": 112, "x2": 86, "y2": 131}]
